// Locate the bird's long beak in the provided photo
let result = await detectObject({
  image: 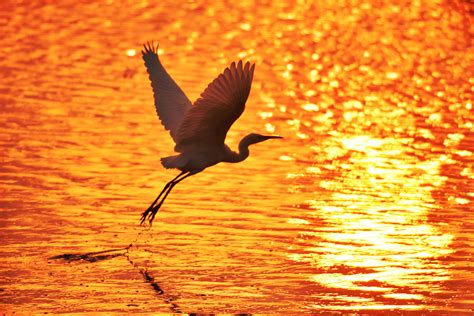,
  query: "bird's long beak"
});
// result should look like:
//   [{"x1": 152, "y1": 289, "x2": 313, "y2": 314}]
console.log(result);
[{"x1": 262, "y1": 135, "x2": 283, "y2": 140}]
